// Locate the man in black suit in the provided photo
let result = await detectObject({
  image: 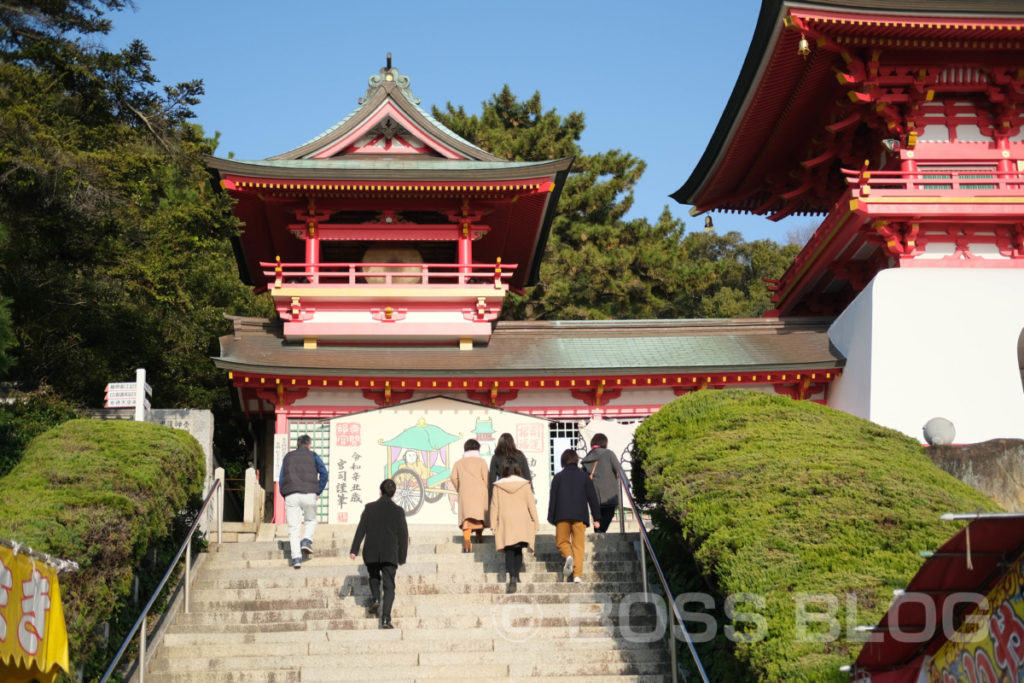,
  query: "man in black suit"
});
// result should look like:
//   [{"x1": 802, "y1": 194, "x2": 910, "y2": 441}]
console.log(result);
[{"x1": 349, "y1": 479, "x2": 409, "y2": 629}]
